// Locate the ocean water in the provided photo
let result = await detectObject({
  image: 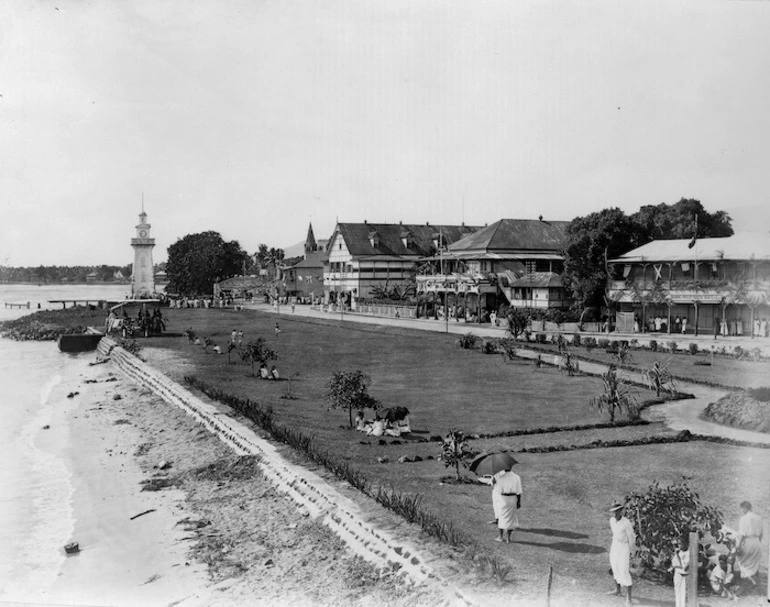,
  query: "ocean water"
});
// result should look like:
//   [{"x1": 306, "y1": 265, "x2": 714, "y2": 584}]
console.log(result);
[{"x1": 0, "y1": 284, "x2": 131, "y2": 597}]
